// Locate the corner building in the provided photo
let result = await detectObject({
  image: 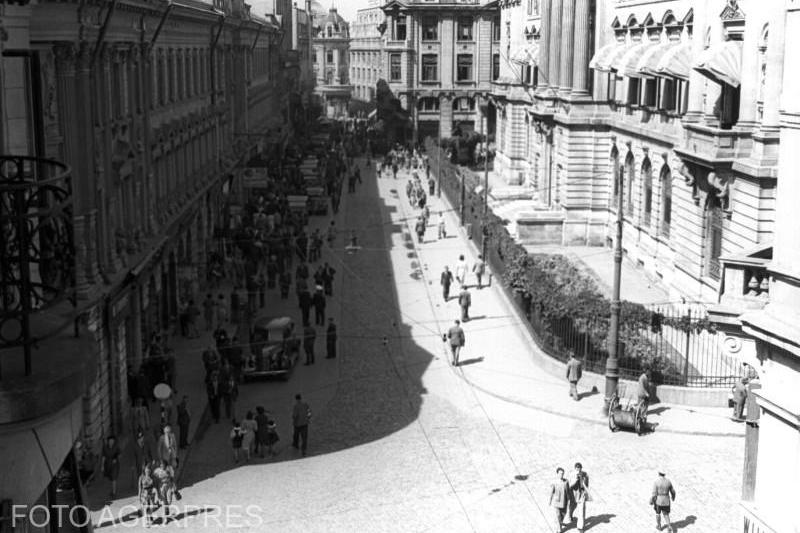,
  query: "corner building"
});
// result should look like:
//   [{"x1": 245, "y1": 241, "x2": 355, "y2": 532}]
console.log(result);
[
  {"x1": 350, "y1": 0, "x2": 386, "y2": 103},
  {"x1": 0, "y1": 0, "x2": 311, "y2": 522},
  {"x1": 494, "y1": 0, "x2": 783, "y2": 306},
  {"x1": 312, "y1": 6, "x2": 353, "y2": 118},
  {"x1": 381, "y1": 0, "x2": 501, "y2": 143}
]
